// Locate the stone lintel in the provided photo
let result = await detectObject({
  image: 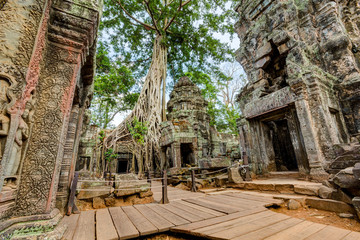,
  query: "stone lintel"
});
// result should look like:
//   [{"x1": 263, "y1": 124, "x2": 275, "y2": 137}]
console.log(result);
[{"x1": 243, "y1": 87, "x2": 296, "y2": 119}]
